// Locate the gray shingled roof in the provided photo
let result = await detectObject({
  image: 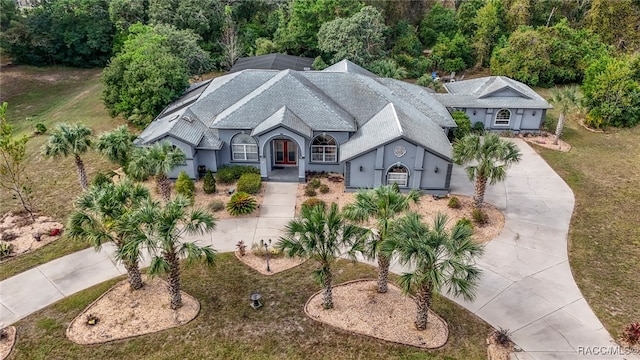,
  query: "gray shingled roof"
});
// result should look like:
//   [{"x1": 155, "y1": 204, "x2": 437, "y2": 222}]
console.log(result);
[
  {"x1": 323, "y1": 59, "x2": 378, "y2": 78},
  {"x1": 251, "y1": 106, "x2": 313, "y2": 138},
  {"x1": 437, "y1": 76, "x2": 552, "y2": 109},
  {"x1": 229, "y1": 54, "x2": 314, "y2": 73},
  {"x1": 135, "y1": 108, "x2": 222, "y2": 150}
]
